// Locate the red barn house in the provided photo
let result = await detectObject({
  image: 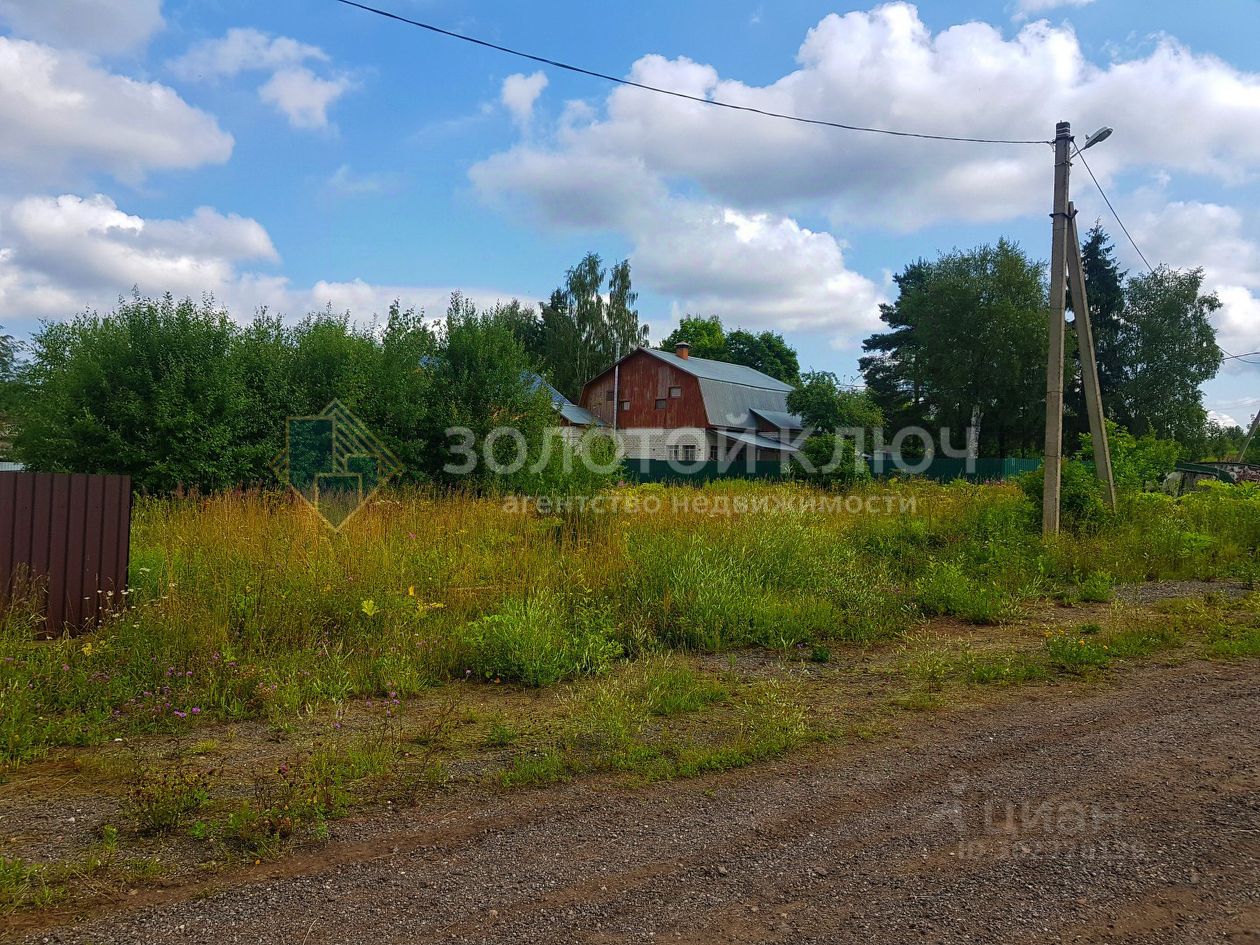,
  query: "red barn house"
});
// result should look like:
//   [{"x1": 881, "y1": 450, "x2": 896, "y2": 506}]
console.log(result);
[{"x1": 579, "y1": 343, "x2": 802, "y2": 464}]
